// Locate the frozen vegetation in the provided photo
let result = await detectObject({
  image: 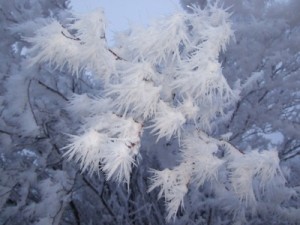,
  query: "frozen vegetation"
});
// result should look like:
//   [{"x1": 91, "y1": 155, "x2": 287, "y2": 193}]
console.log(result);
[{"x1": 0, "y1": 0, "x2": 300, "y2": 224}]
